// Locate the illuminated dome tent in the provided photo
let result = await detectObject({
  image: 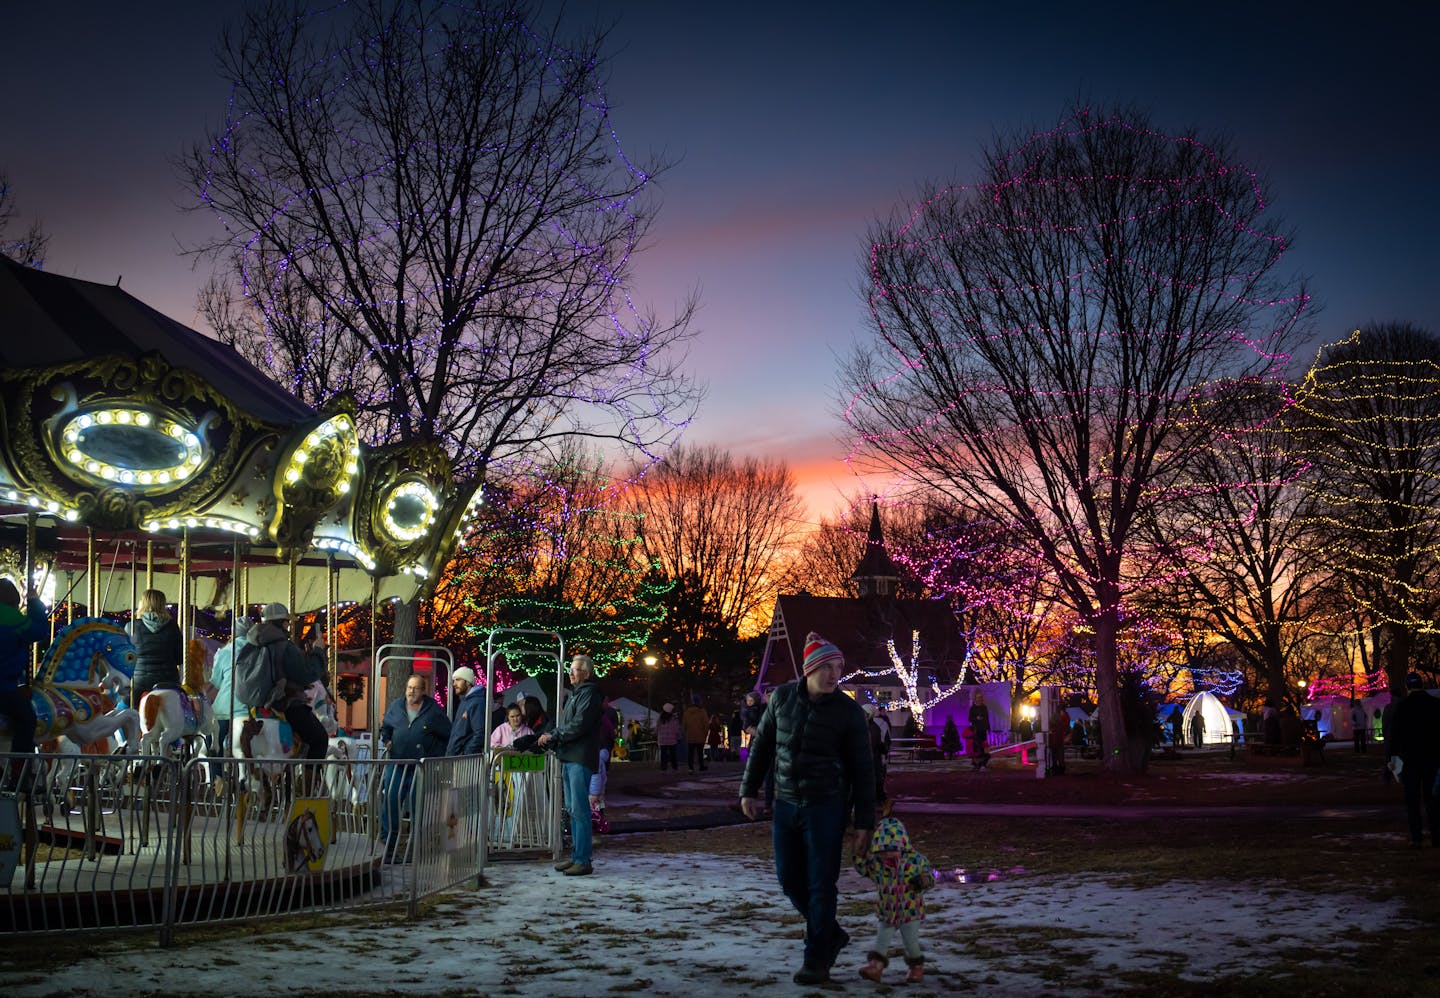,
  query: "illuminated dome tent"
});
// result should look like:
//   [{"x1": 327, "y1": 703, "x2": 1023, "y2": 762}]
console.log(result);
[
  {"x1": 0, "y1": 257, "x2": 479, "y2": 682},
  {"x1": 1179, "y1": 690, "x2": 1239, "y2": 746}
]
